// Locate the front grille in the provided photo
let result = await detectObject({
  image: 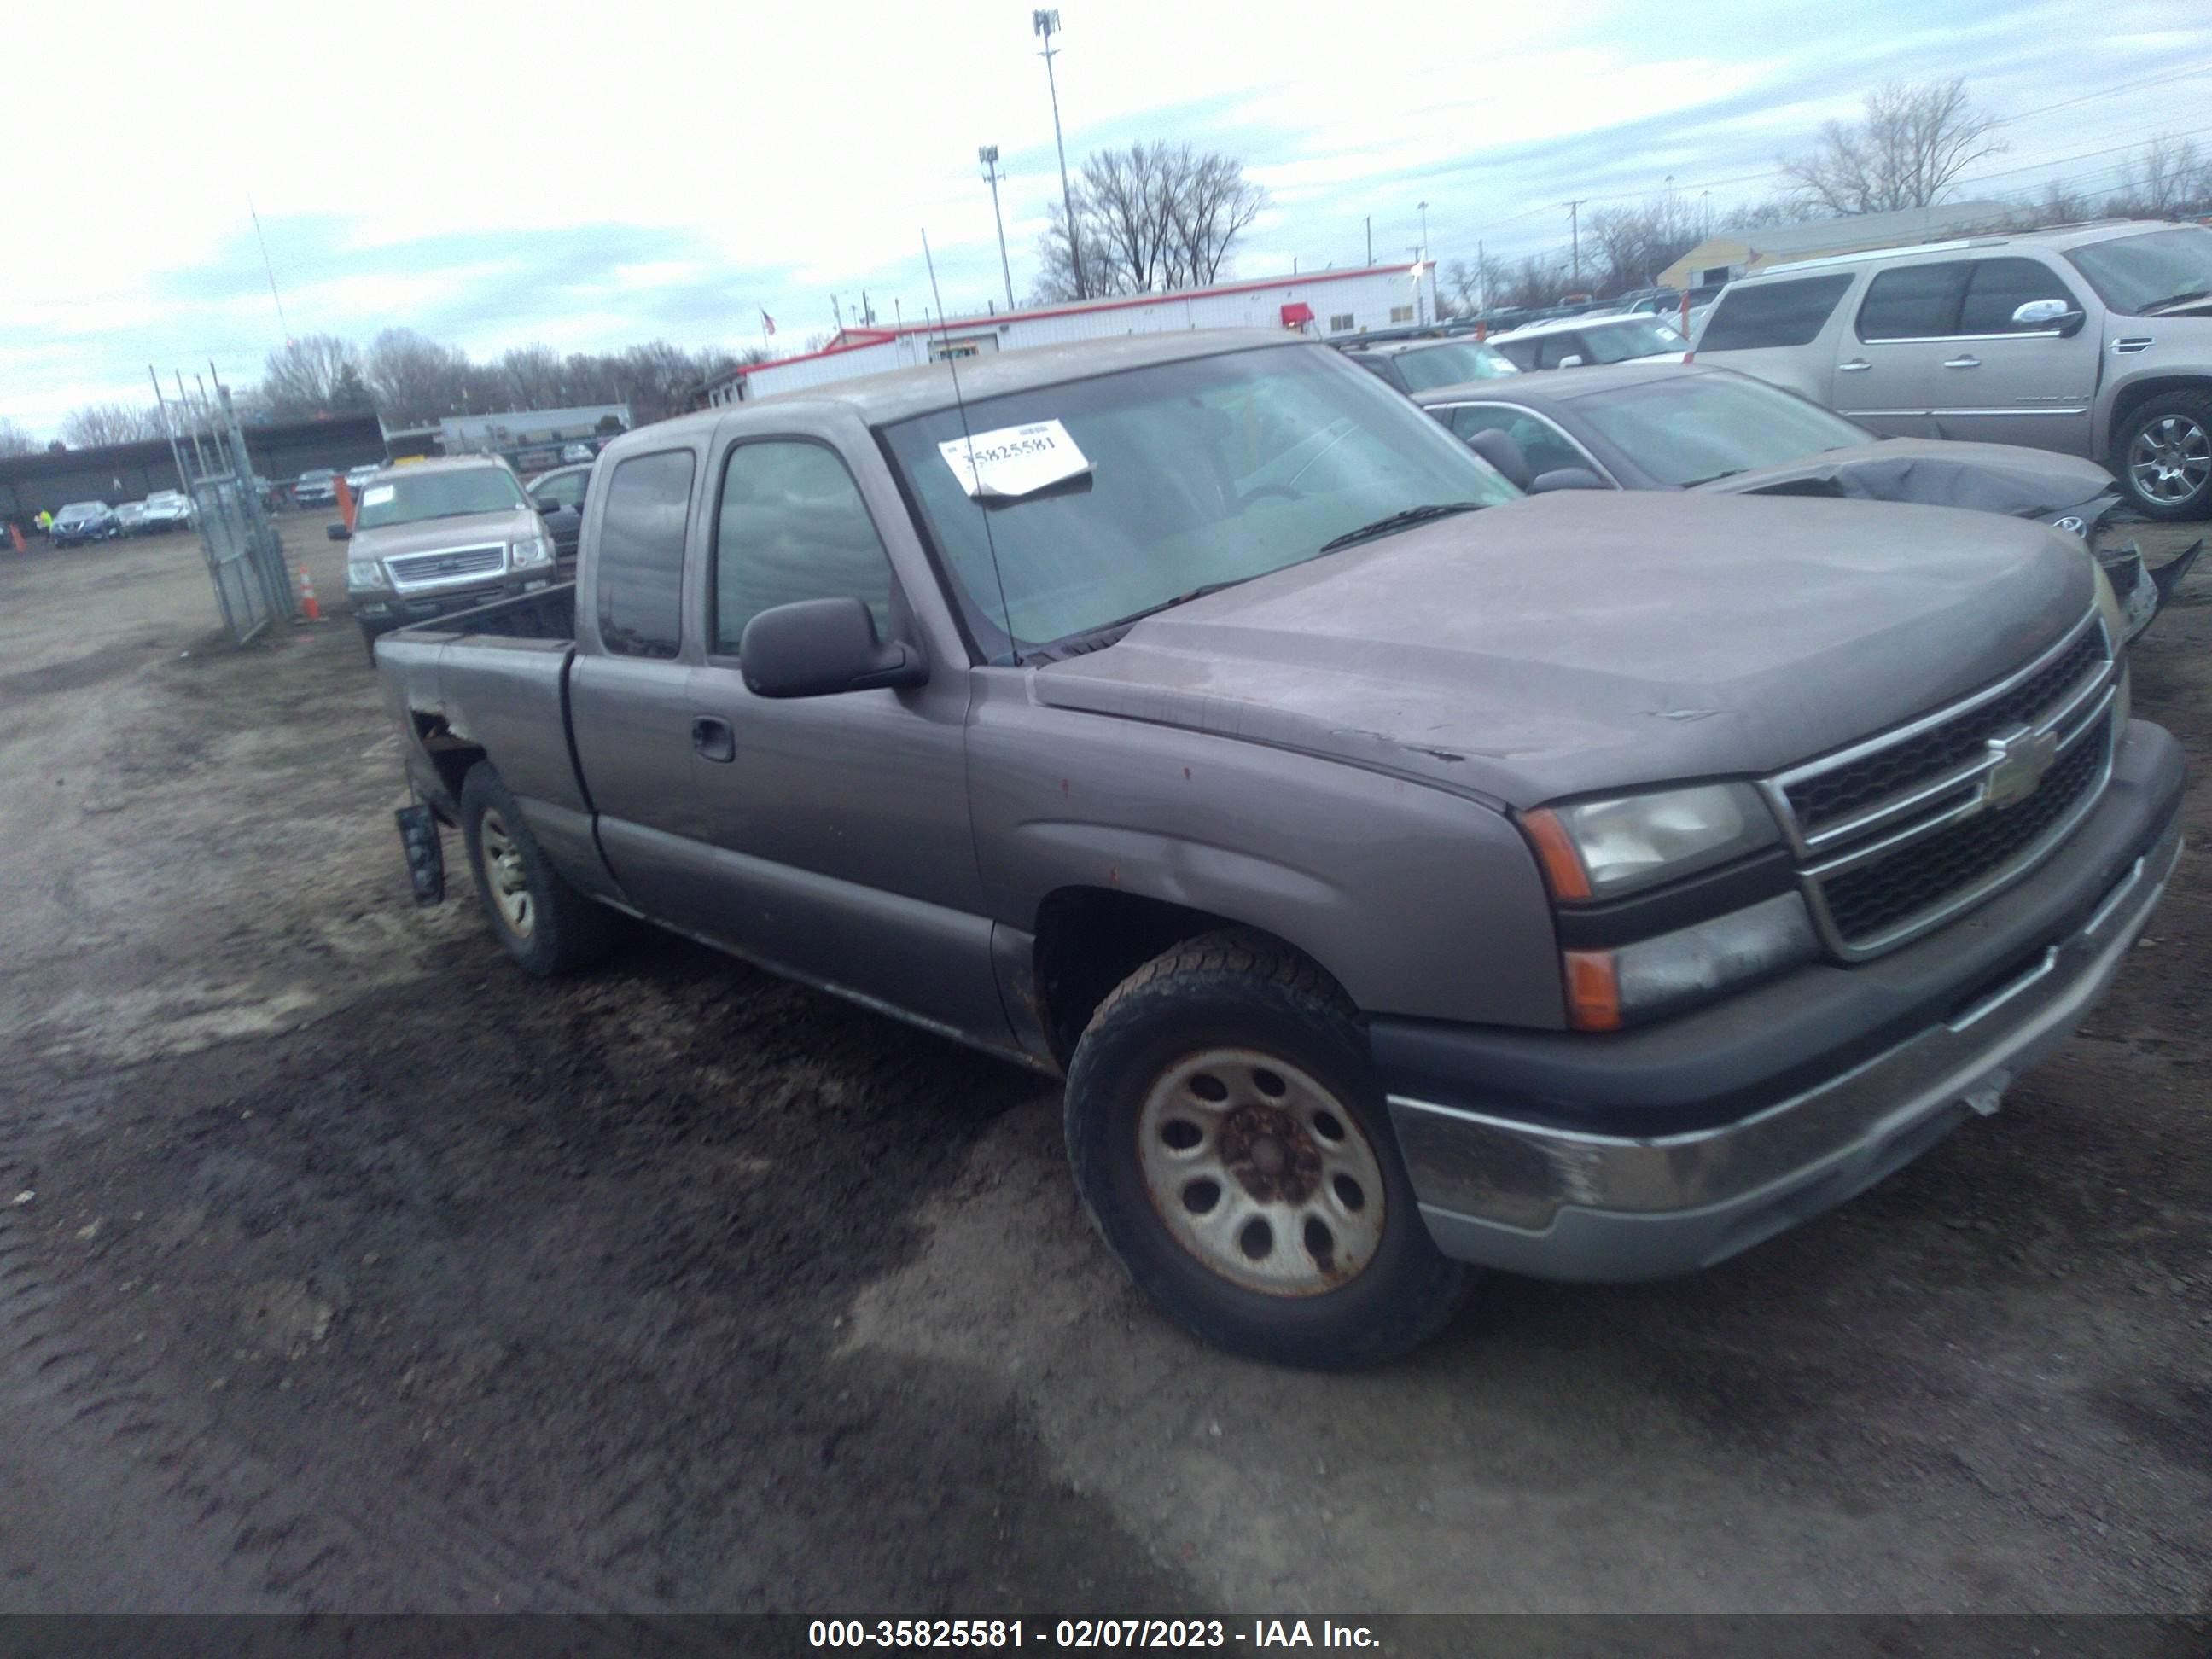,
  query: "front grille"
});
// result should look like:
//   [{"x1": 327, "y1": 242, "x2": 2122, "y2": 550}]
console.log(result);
[
  {"x1": 1784, "y1": 630, "x2": 2104, "y2": 836},
  {"x1": 1767, "y1": 608, "x2": 2121, "y2": 959},
  {"x1": 1817, "y1": 725, "x2": 2108, "y2": 946},
  {"x1": 387, "y1": 544, "x2": 504, "y2": 591}
]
